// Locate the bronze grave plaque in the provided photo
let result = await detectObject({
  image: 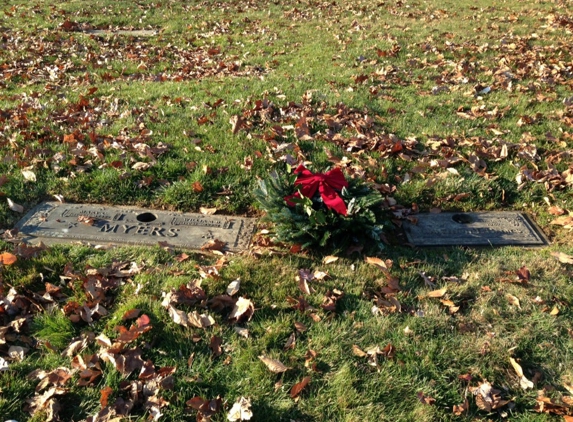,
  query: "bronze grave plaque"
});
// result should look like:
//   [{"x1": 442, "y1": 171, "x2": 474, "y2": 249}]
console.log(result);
[
  {"x1": 15, "y1": 202, "x2": 257, "y2": 252},
  {"x1": 403, "y1": 212, "x2": 549, "y2": 247}
]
